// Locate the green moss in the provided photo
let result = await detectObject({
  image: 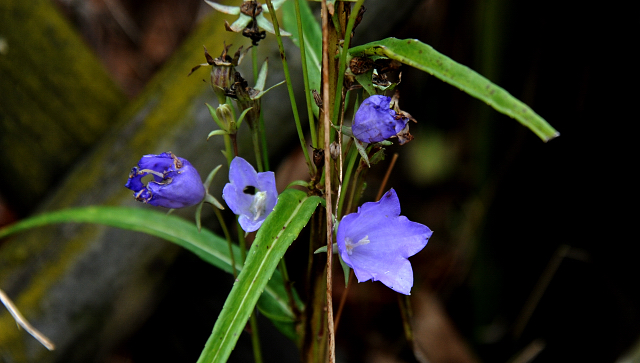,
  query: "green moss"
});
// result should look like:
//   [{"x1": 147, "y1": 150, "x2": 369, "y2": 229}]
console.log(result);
[{"x1": 0, "y1": 0, "x2": 127, "y2": 210}]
